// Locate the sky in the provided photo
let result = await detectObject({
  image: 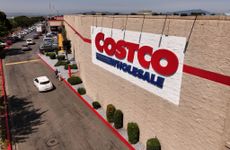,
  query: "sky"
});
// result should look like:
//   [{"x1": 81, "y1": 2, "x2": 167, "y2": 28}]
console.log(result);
[{"x1": 0, "y1": 0, "x2": 229, "y2": 15}]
